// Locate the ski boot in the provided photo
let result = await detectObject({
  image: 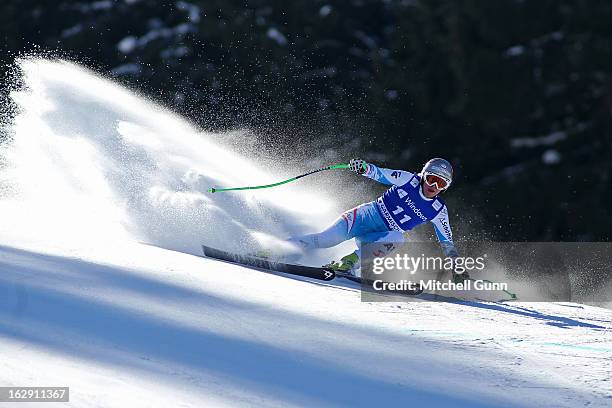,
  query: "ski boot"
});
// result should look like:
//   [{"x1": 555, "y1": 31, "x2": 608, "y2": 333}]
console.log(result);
[{"x1": 324, "y1": 252, "x2": 359, "y2": 275}]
